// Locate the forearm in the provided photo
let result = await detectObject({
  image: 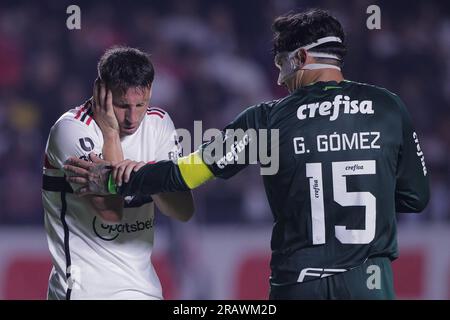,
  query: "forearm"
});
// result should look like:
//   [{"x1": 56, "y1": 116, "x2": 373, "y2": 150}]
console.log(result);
[
  {"x1": 116, "y1": 152, "x2": 214, "y2": 196},
  {"x1": 91, "y1": 131, "x2": 124, "y2": 222},
  {"x1": 102, "y1": 131, "x2": 124, "y2": 164},
  {"x1": 395, "y1": 181, "x2": 429, "y2": 213},
  {"x1": 117, "y1": 161, "x2": 191, "y2": 197}
]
